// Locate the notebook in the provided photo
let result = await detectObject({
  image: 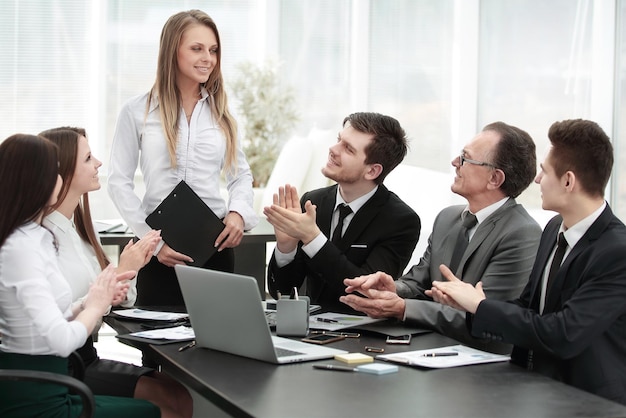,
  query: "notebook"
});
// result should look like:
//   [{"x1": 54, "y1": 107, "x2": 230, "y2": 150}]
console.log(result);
[
  {"x1": 146, "y1": 180, "x2": 225, "y2": 267},
  {"x1": 174, "y1": 265, "x2": 347, "y2": 364}
]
